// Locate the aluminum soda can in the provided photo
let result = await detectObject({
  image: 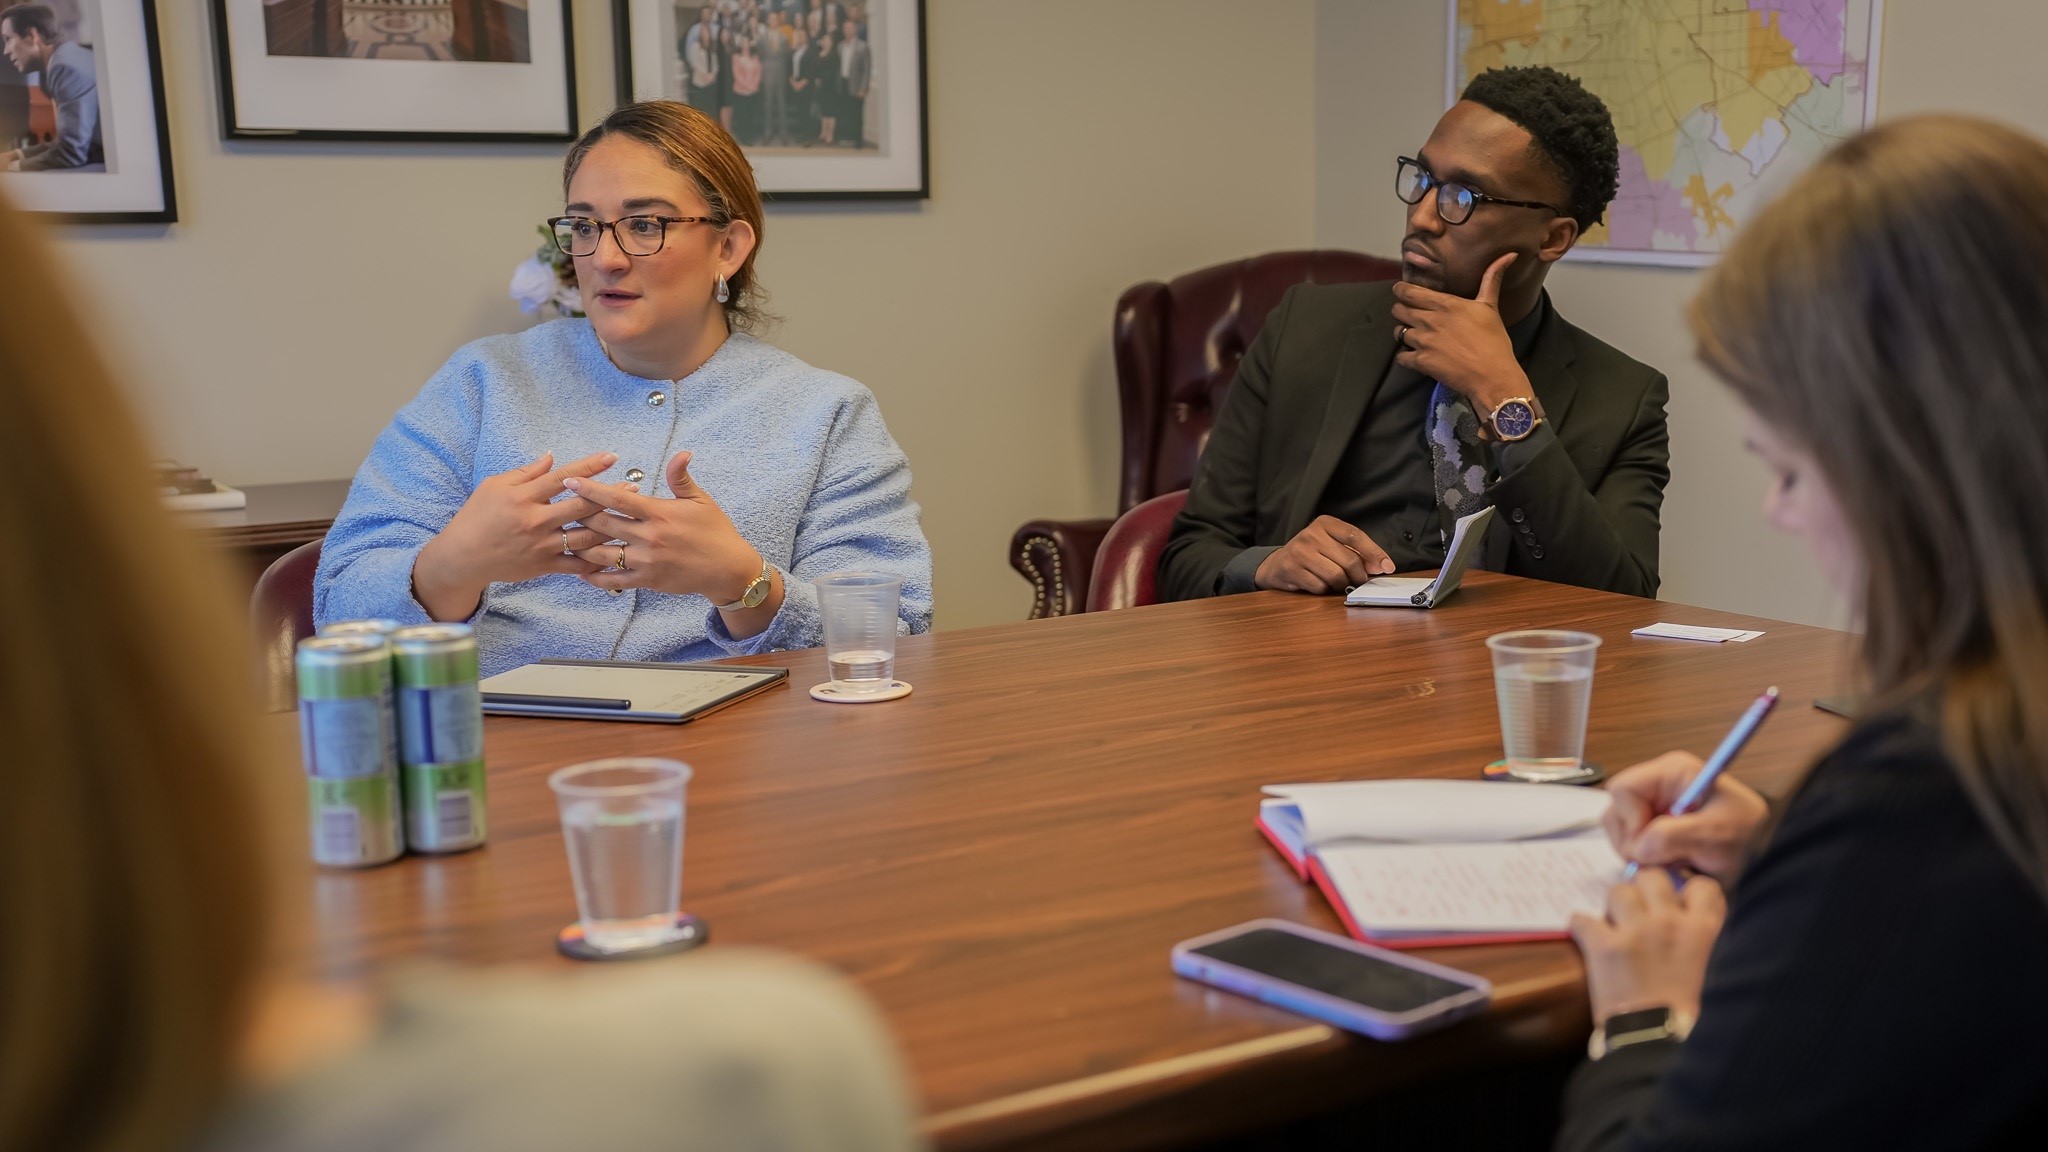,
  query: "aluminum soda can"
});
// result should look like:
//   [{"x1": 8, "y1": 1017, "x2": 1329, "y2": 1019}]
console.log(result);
[
  {"x1": 295, "y1": 634, "x2": 405, "y2": 867},
  {"x1": 317, "y1": 618, "x2": 403, "y2": 641},
  {"x1": 390, "y1": 623, "x2": 488, "y2": 853}
]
